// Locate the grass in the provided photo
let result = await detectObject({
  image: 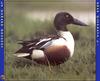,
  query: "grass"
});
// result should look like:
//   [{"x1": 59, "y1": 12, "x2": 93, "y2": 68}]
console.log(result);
[
  {"x1": 5, "y1": 15, "x2": 95, "y2": 80},
  {"x1": 5, "y1": 1, "x2": 95, "y2": 80}
]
